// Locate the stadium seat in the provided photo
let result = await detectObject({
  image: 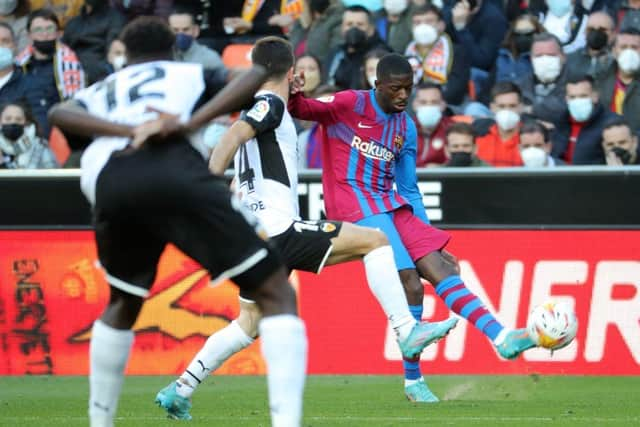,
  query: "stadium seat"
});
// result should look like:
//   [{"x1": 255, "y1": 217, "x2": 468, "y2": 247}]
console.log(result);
[
  {"x1": 221, "y1": 44, "x2": 253, "y2": 69},
  {"x1": 48, "y1": 126, "x2": 71, "y2": 165}
]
